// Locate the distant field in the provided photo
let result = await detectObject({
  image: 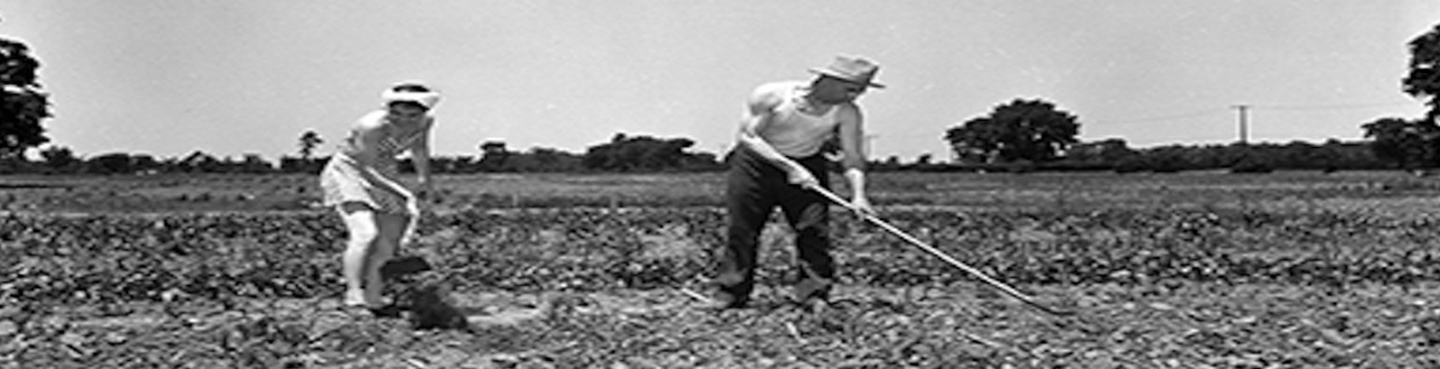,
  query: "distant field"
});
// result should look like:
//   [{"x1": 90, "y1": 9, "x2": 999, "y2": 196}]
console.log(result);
[
  {"x1": 5, "y1": 170, "x2": 1440, "y2": 214},
  {"x1": 5, "y1": 170, "x2": 1440, "y2": 217}
]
